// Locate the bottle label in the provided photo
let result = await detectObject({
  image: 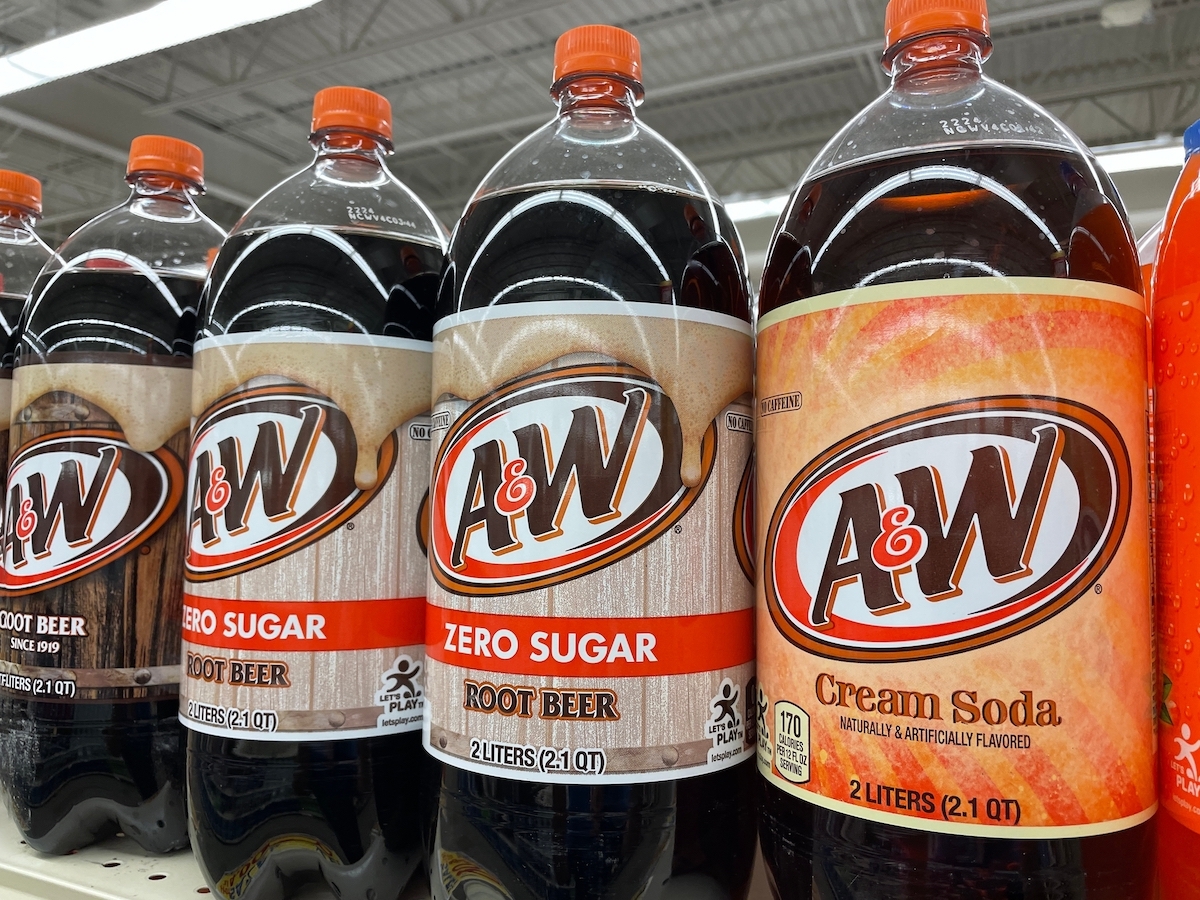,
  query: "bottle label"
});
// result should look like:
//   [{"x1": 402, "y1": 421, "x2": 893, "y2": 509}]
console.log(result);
[
  {"x1": 0, "y1": 361, "x2": 190, "y2": 701},
  {"x1": 179, "y1": 333, "x2": 431, "y2": 740},
  {"x1": 1154, "y1": 283, "x2": 1200, "y2": 835},
  {"x1": 425, "y1": 301, "x2": 756, "y2": 783},
  {"x1": 756, "y1": 277, "x2": 1156, "y2": 836}
]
